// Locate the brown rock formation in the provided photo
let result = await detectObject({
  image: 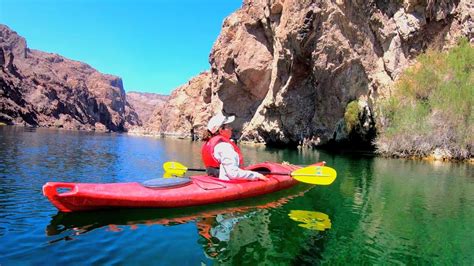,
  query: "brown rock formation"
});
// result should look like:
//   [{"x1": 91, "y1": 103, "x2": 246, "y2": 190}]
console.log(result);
[
  {"x1": 136, "y1": 72, "x2": 212, "y2": 138},
  {"x1": 149, "y1": 0, "x2": 472, "y2": 148},
  {"x1": 0, "y1": 24, "x2": 140, "y2": 131},
  {"x1": 126, "y1": 92, "x2": 168, "y2": 124}
]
